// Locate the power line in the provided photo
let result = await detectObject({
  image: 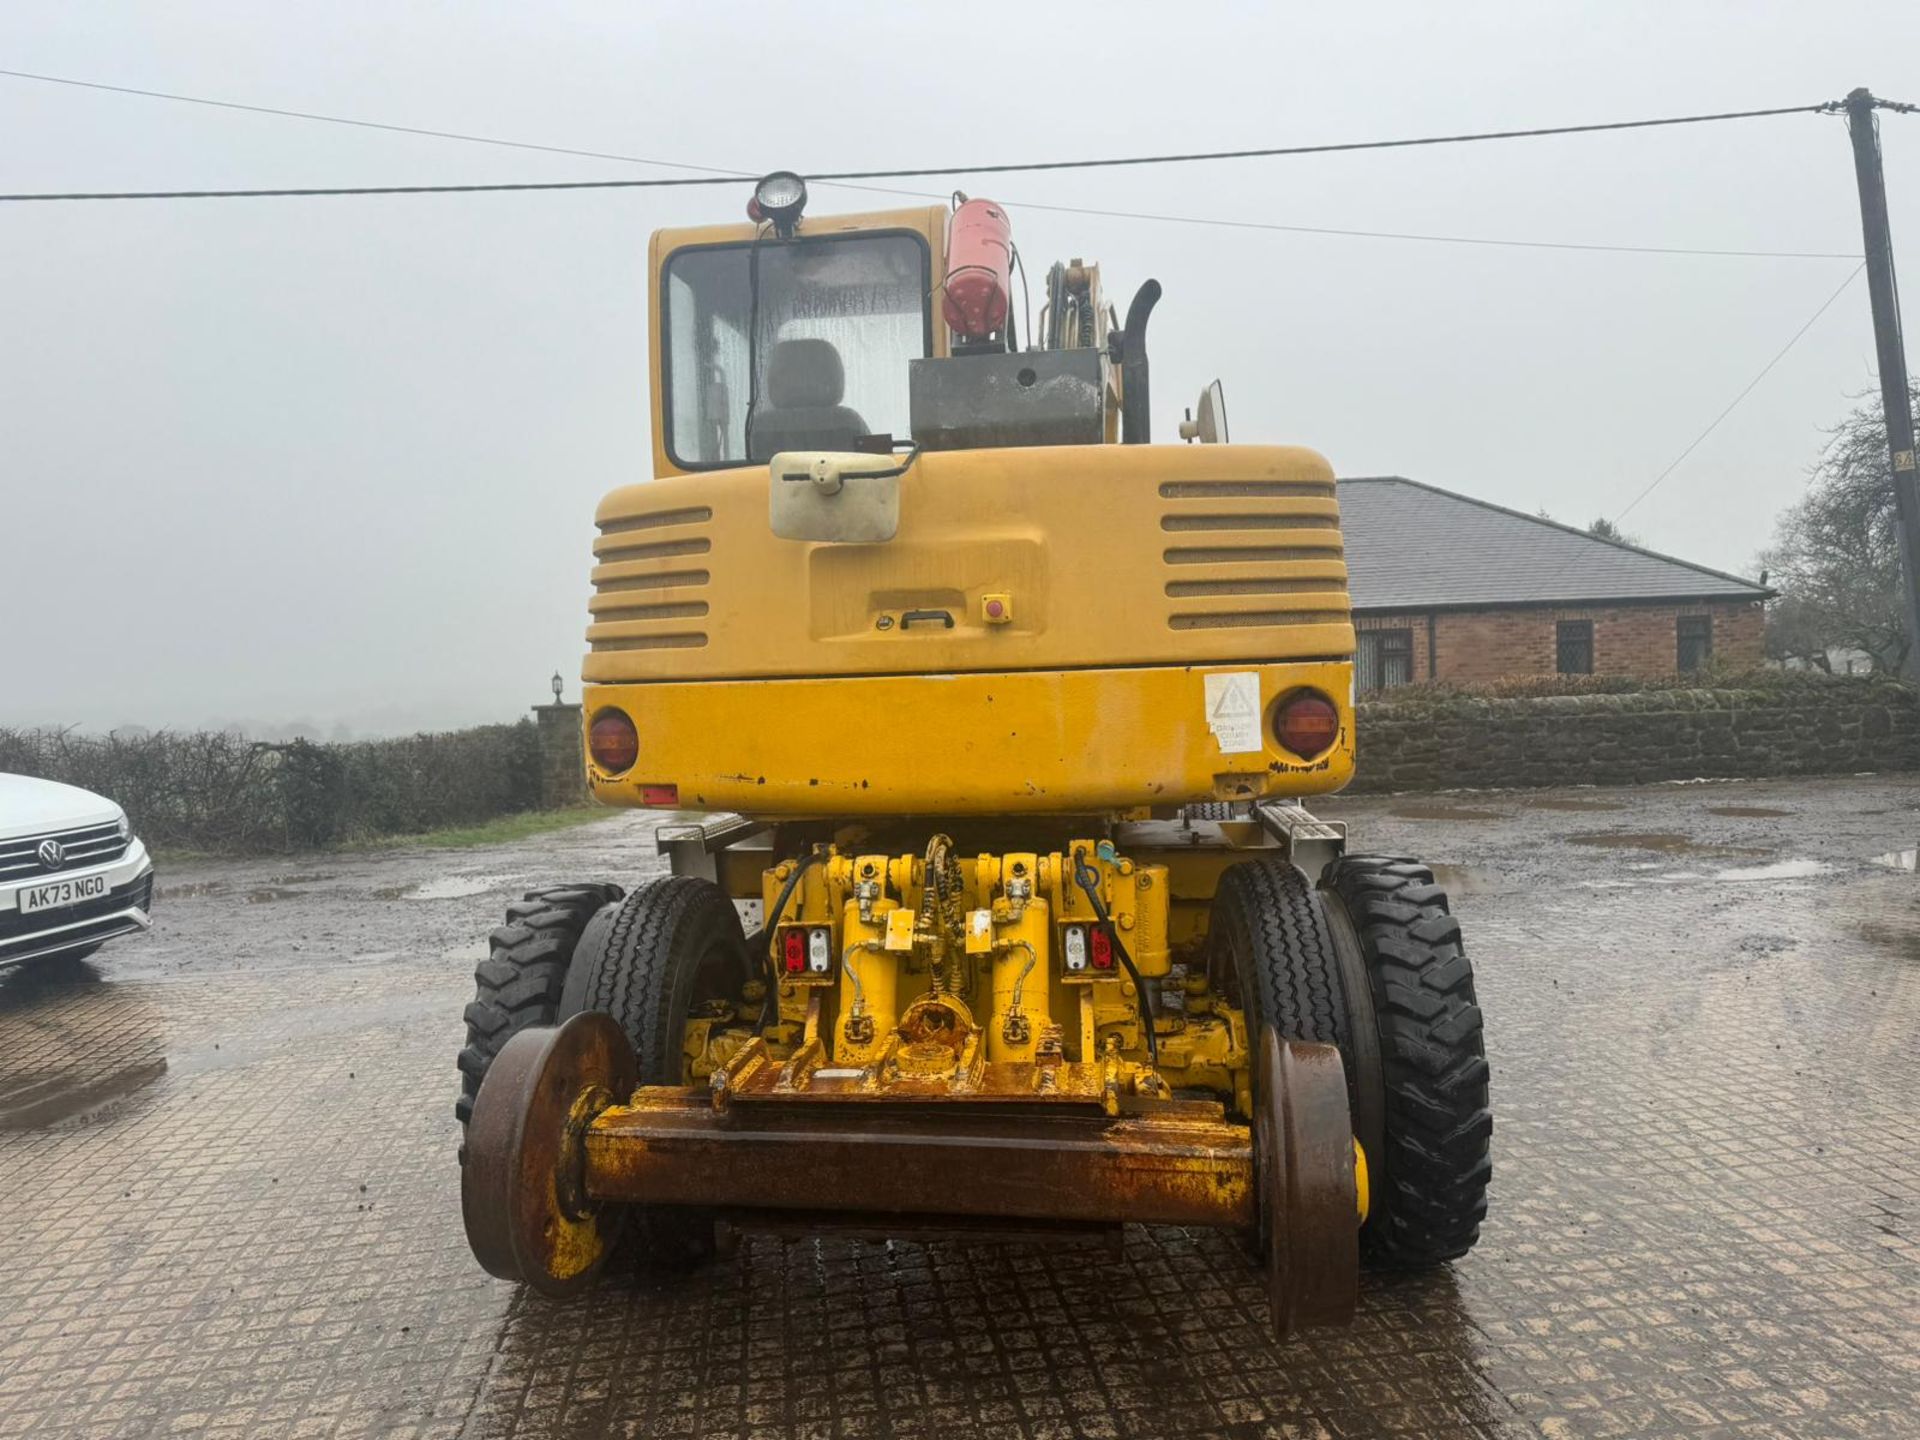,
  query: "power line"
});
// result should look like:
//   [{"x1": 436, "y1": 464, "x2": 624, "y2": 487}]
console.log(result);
[
  {"x1": 0, "y1": 68, "x2": 758, "y2": 178},
  {"x1": 1615, "y1": 262, "x2": 1866, "y2": 520},
  {"x1": 0, "y1": 177, "x2": 735, "y2": 201},
  {"x1": 982, "y1": 196, "x2": 1861, "y2": 260},
  {"x1": 824, "y1": 104, "x2": 1845, "y2": 179},
  {"x1": 0, "y1": 68, "x2": 1868, "y2": 258},
  {"x1": 0, "y1": 73, "x2": 1853, "y2": 203}
]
